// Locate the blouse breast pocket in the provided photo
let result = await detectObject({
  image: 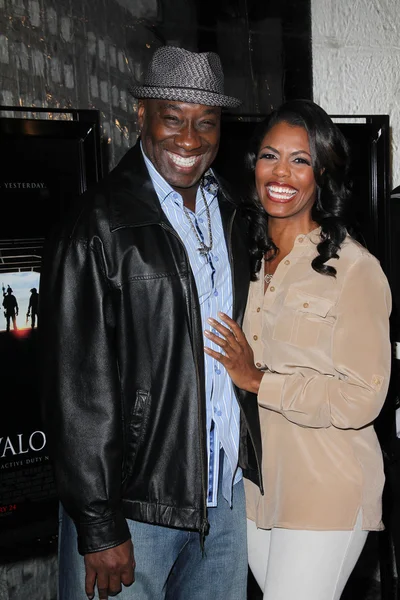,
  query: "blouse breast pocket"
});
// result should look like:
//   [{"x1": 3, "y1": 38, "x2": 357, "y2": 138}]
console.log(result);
[{"x1": 272, "y1": 288, "x2": 335, "y2": 348}]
